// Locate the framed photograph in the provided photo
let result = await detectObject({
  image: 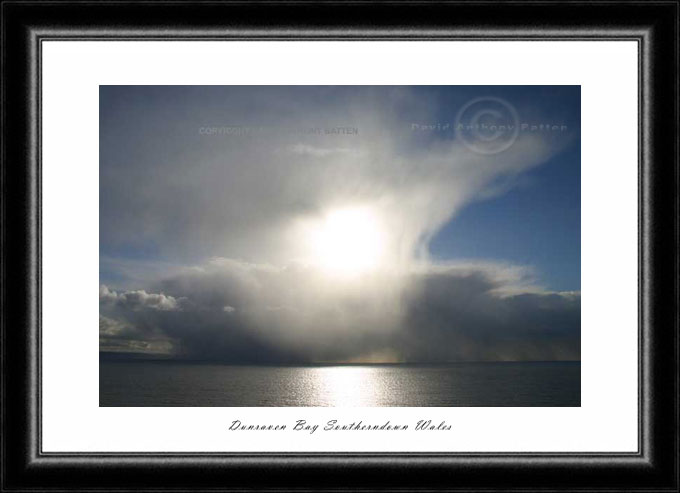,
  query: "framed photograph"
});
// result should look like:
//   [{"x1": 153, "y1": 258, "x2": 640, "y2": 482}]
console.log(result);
[{"x1": 2, "y1": 1, "x2": 678, "y2": 491}]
